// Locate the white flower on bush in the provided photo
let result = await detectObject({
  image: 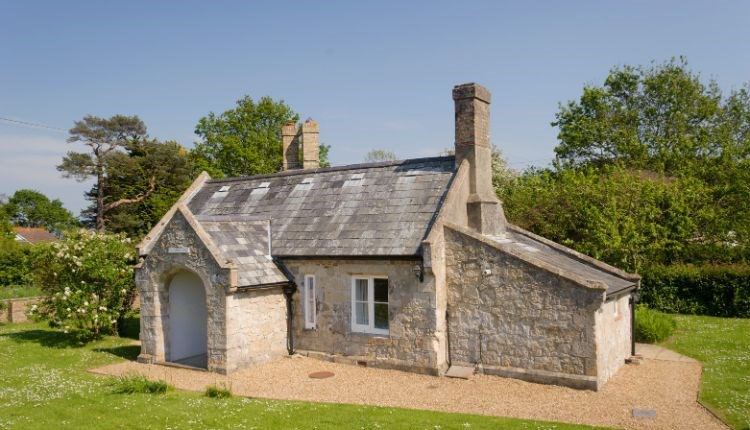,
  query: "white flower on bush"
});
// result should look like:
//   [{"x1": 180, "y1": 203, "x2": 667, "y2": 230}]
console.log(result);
[{"x1": 83, "y1": 301, "x2": 89, "y2": 306}]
